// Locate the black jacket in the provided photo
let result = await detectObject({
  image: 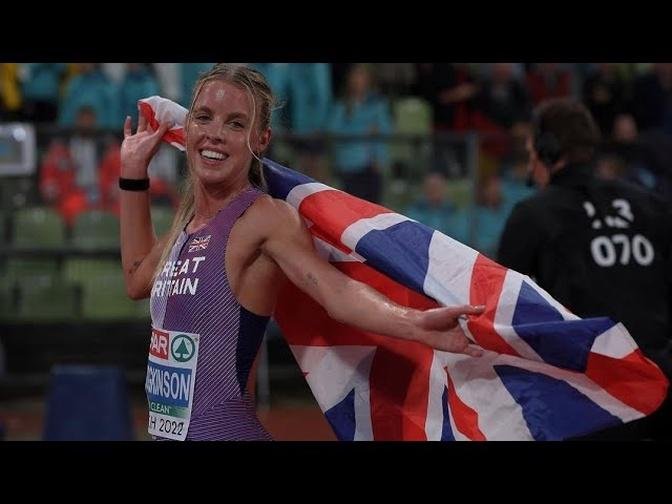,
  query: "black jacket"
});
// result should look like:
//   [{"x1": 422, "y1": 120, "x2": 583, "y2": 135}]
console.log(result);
[{"x1": 497, "y1": 163, "x2": 672, "y2": 376}]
